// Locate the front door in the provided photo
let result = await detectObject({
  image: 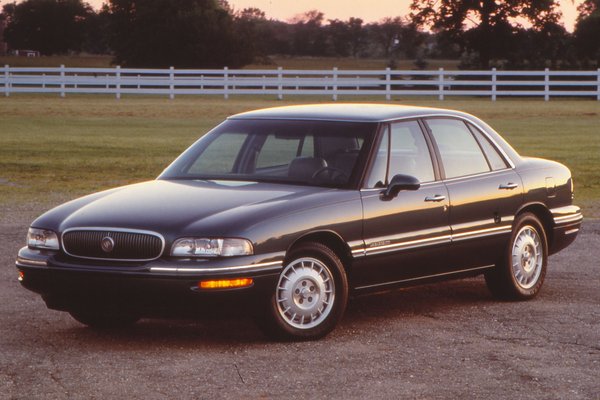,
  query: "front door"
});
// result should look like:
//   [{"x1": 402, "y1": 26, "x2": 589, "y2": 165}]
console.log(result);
[{"x1": 353, "y1": 120, "x2": 451, "y2": 289}]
